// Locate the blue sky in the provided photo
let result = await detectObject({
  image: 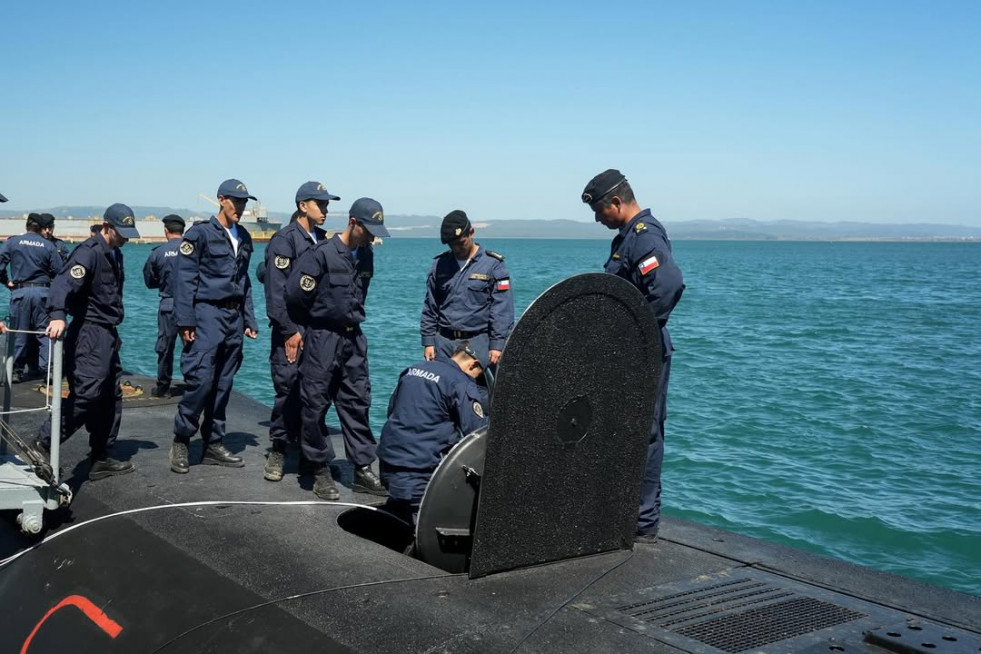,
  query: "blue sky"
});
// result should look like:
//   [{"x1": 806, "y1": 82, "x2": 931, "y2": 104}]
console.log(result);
[{"x1": 2, "y1": 1, "x2": 979, "y2": 225}]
